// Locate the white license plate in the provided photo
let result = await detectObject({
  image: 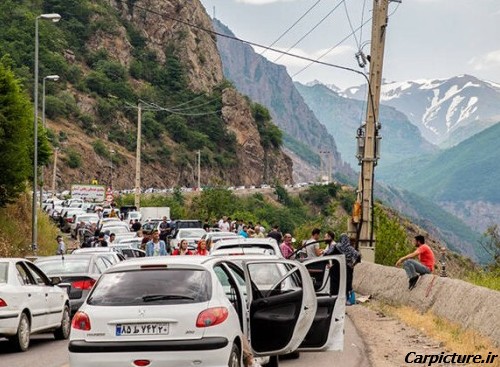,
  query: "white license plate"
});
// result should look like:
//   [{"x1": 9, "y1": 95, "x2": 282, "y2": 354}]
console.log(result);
[{"x1": 116, "y1": 323, "x2": 170, "y2": 336}]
